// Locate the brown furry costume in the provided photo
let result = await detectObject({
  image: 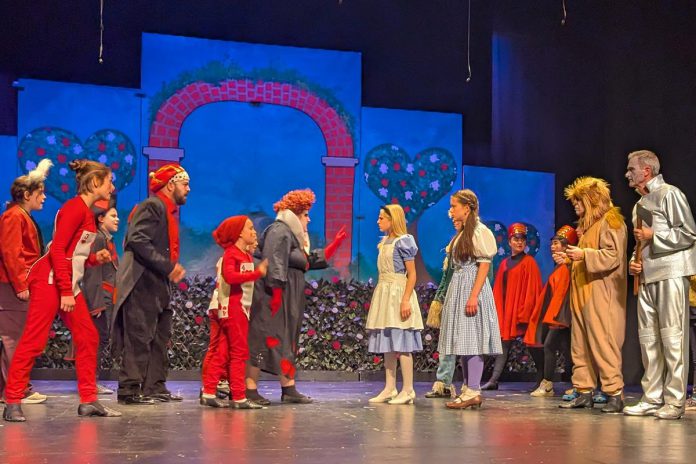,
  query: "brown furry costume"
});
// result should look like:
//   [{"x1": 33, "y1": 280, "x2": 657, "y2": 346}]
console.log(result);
[{"x1": 564, "y1": 177, "x2": 628, "y2": 394}]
